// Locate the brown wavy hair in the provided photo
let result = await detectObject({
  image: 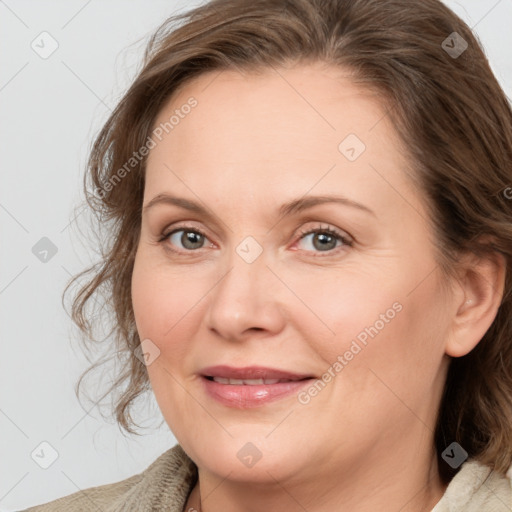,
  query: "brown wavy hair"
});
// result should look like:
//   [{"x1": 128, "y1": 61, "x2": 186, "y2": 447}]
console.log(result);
[{"x1": 65, "y1": 0, "x2": 512, "y2": 483}]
